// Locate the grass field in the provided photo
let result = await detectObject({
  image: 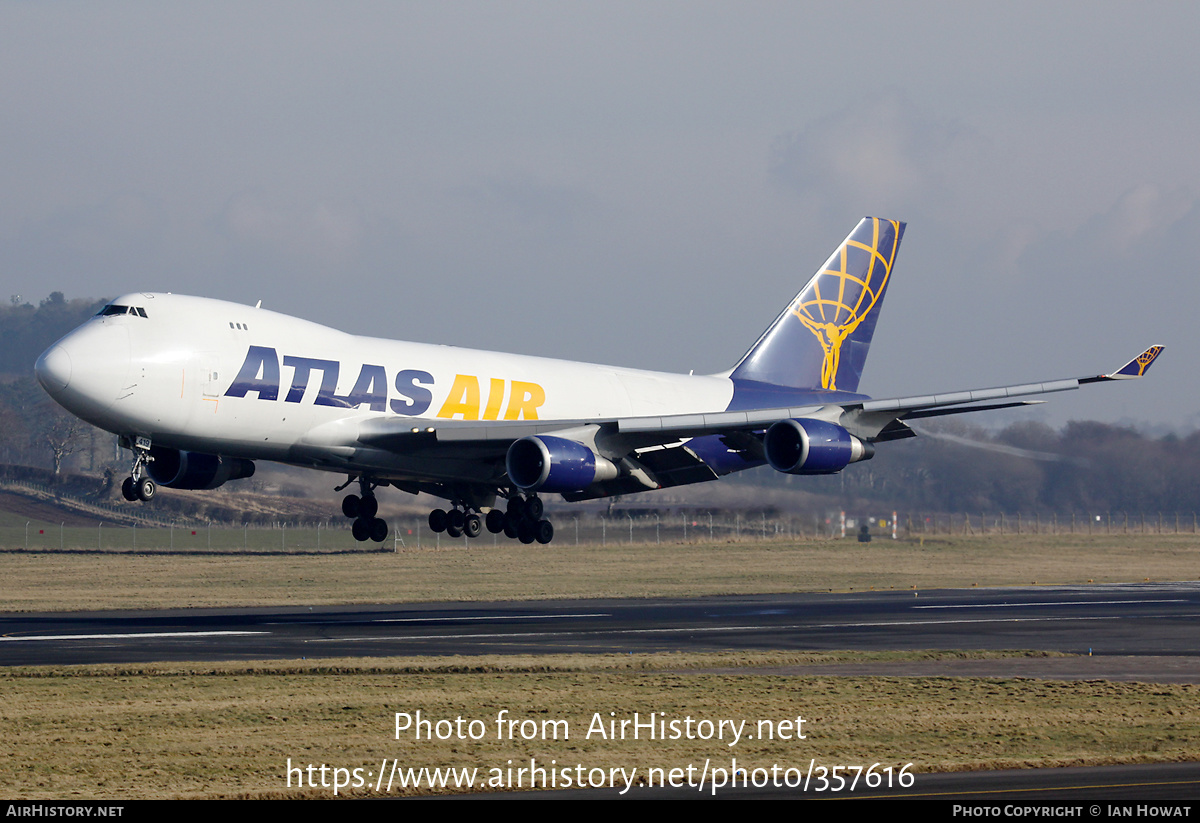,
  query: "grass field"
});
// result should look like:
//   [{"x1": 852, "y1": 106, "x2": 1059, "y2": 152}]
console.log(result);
[
  {"x1": 4, "y1": 653, "x2": 1198, "y2": 799},
  {"x1": 2, "y1": 534, "x2": 1197, "y2": 799},
  {"x1": 0, "y1": 533, "x2": 1196, "y2": 612}
]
